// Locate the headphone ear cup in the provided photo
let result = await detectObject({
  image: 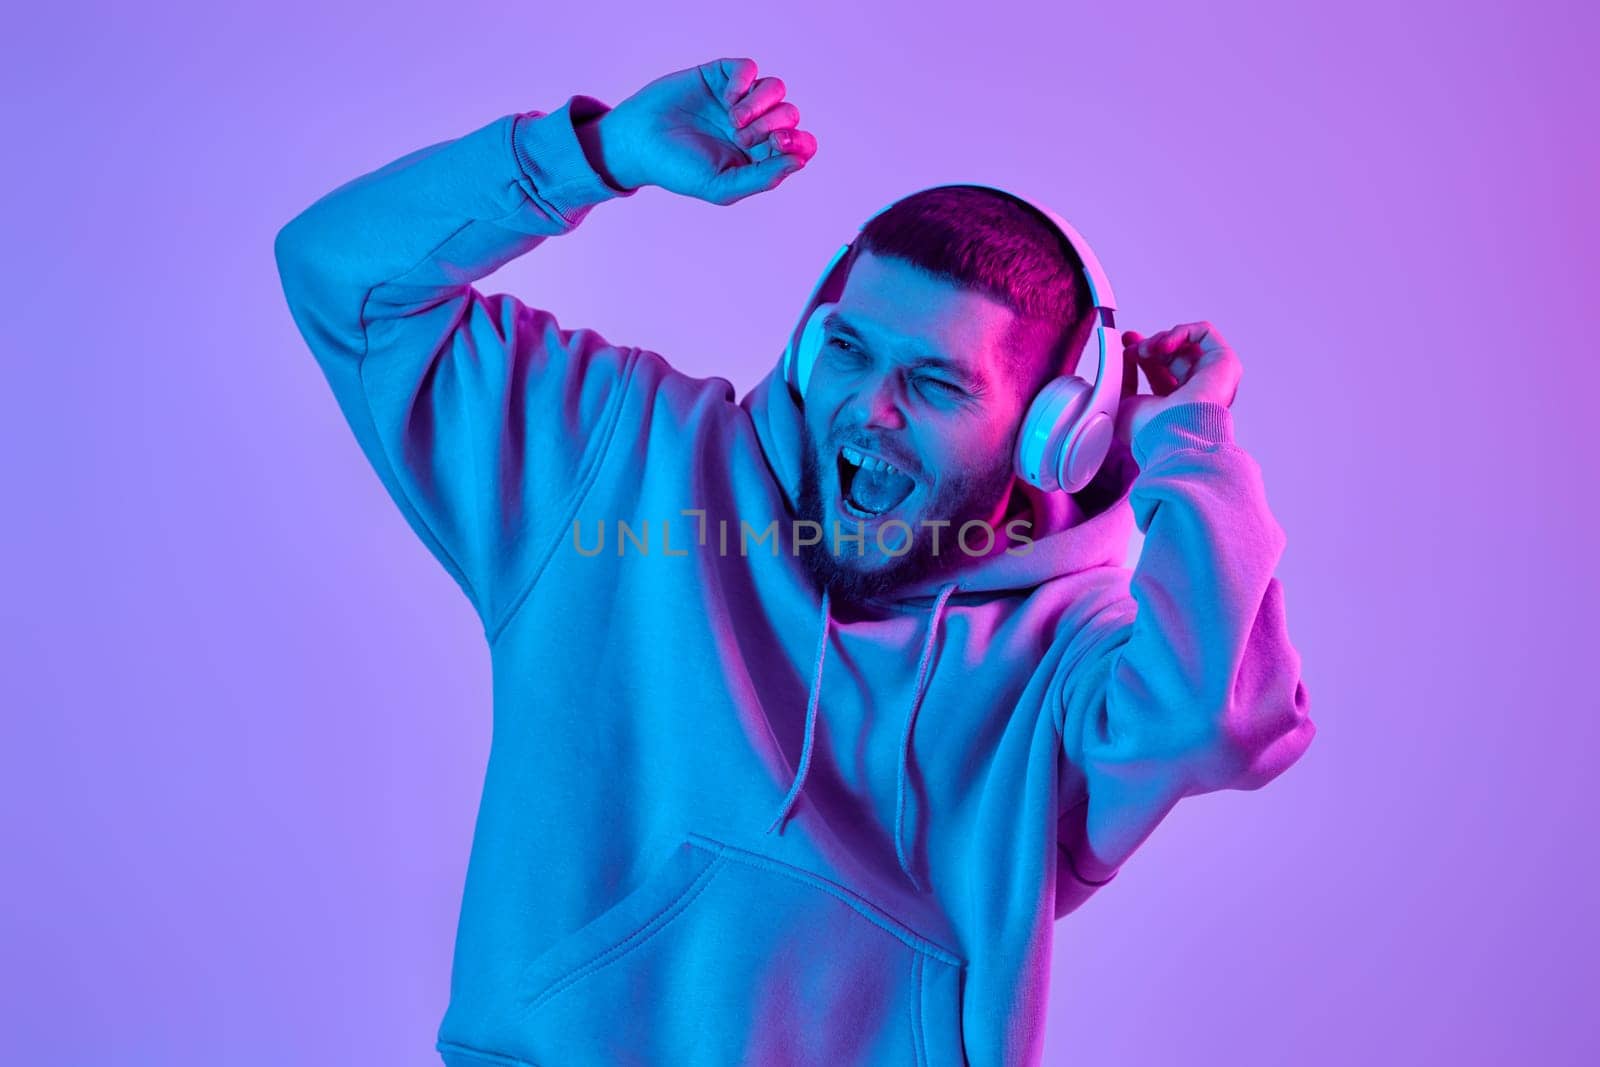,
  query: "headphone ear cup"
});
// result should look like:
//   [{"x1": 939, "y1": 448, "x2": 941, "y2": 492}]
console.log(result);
[
  {"x1": 793, "y1": 301, "x2": 837, "y2": 399},
  {"x1": 1015, "y1": 375, "x2": 1110, "y2": 493}
]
